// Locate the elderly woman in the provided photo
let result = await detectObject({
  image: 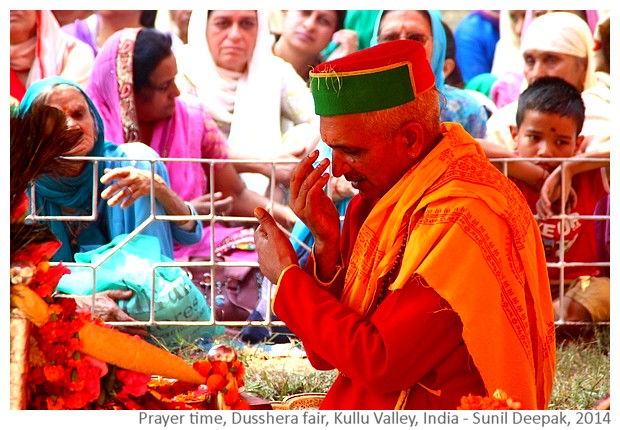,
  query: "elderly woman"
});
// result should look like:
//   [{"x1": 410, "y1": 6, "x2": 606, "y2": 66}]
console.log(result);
[
  {"x1": 18, "y1": 77, "x2": 225, "y2": 347},
  {"x1": 372, "y1": 10, "x2": 489, "y2": 138},
  {"x1": 20, "y1": 77, "x2": 202, "y2": 262},
  {"x1": 484, "y1": 12, "x2": 597, "y2": 151},
  {"x1": 10, "y1": 10, "x2": 94, "y2": 101},
  {"x1": 87, "y1": 27, "x2": 297, "y2": 266},
  {"x1": 176, "y1": 10, "x2": 320, "y2": 196}
]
